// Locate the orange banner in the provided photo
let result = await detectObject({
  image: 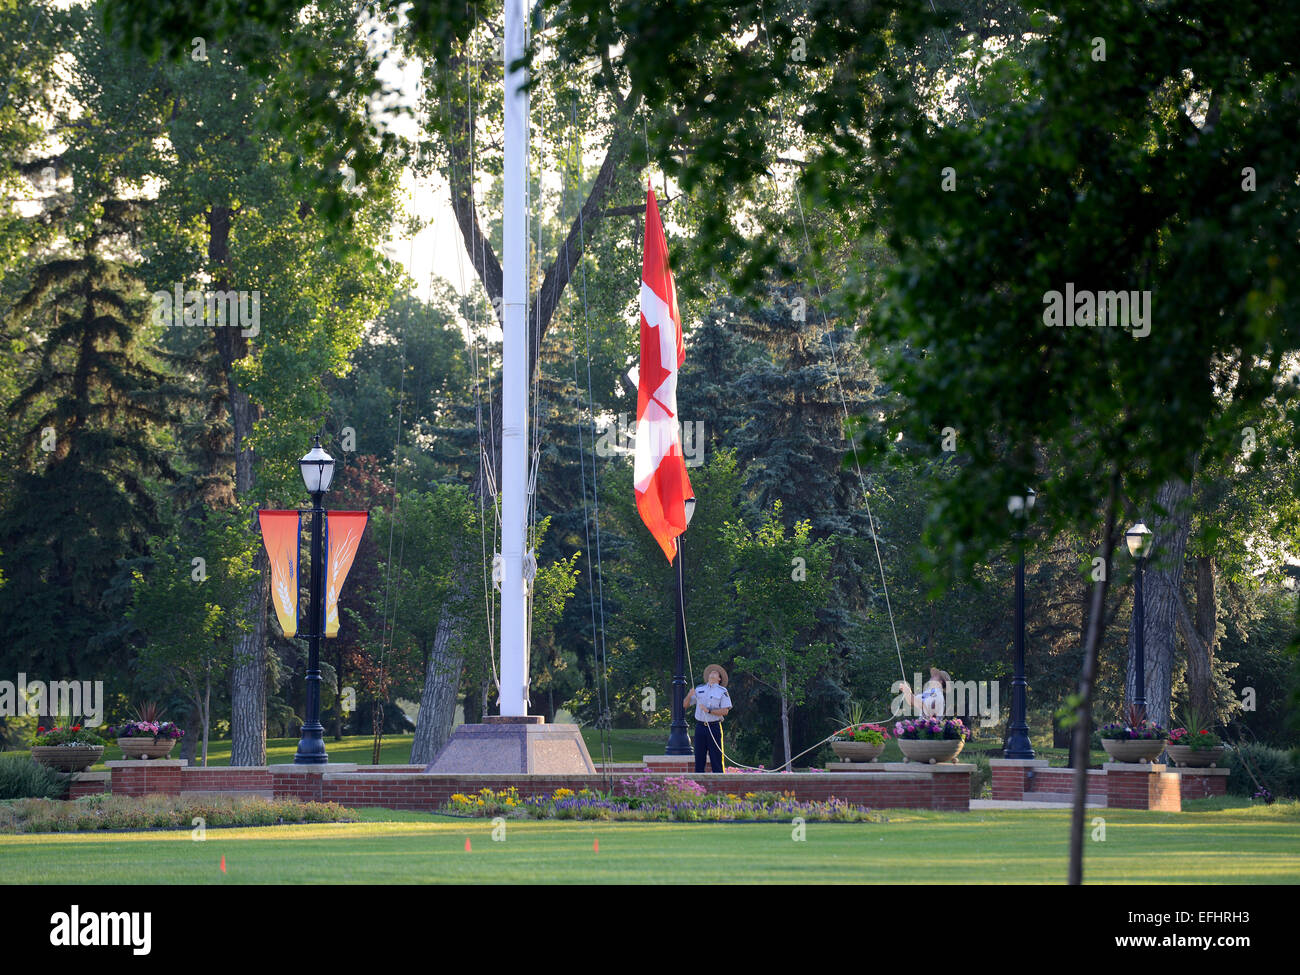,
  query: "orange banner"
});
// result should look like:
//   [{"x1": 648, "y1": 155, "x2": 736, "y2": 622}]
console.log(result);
[
  {"x1": 323, "y1": 511, "x2": 368, "y2": 638},
  {"x1": 258, "y1": 510, "x2": 302, "y2": 638}
]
